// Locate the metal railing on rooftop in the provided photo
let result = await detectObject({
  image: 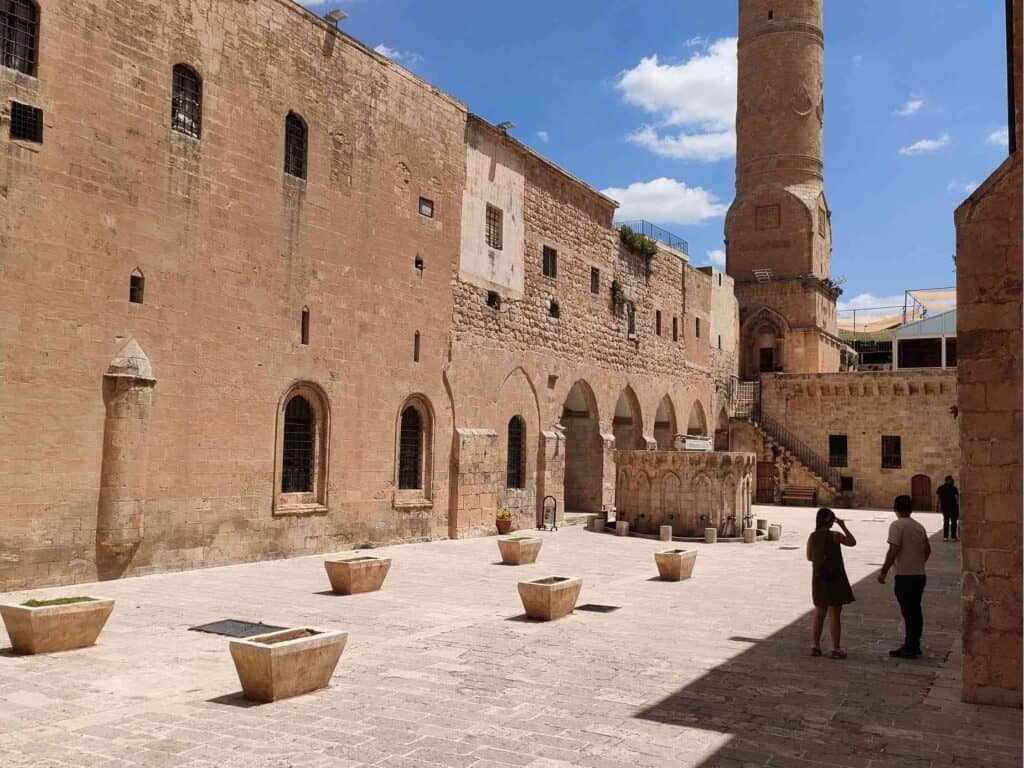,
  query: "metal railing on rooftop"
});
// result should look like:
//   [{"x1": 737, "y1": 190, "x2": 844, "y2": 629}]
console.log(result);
[{"x1": 617, "y1": 220, "x2": 688, "y2": 256}]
